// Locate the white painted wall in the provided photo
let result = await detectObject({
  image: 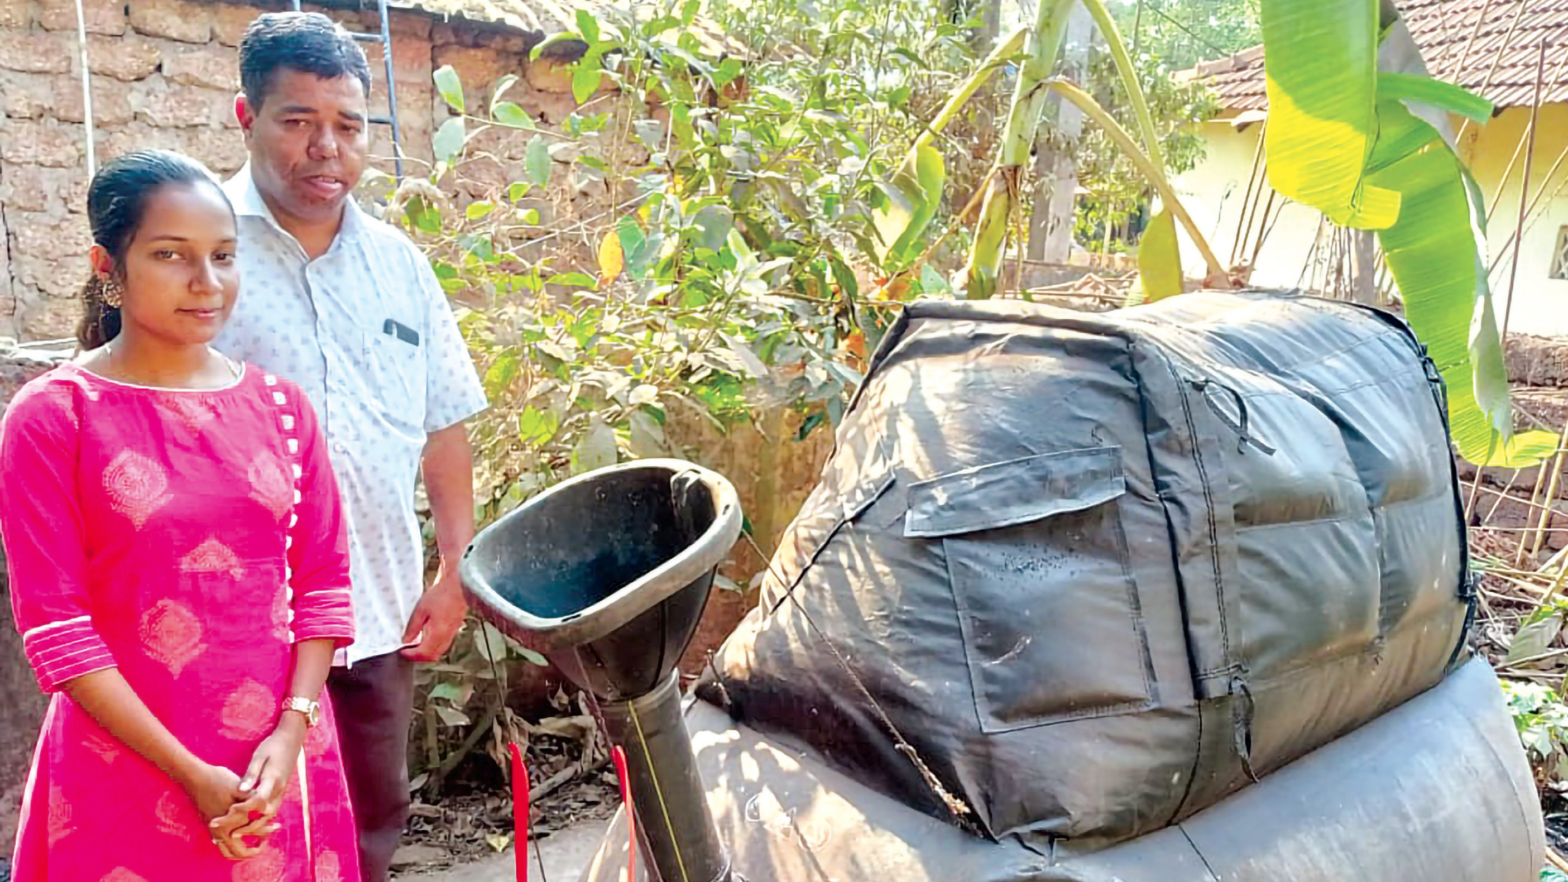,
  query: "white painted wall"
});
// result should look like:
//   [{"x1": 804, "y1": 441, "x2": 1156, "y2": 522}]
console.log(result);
[{"x1": 1172, "y1": 105, "x2": 1568, "y2": 337}]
